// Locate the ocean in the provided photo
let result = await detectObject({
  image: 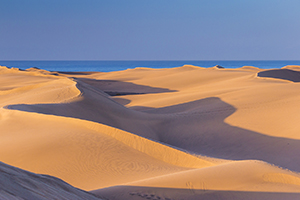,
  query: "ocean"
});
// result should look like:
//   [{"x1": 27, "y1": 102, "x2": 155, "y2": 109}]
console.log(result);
[{"x1": 0, "y1": 60, "x2": 300, "y2": 72}]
